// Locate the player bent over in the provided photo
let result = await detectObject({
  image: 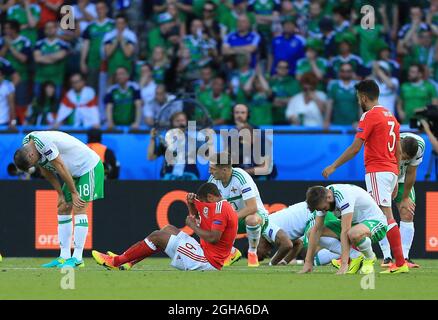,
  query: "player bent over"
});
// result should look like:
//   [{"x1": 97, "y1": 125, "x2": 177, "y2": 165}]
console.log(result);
[
  {"x1": 92, "y1": 183, "x2": 238, "y2": 271},
  {"x1": 14, "y1": 131, "x2": 104, "y2": 268},
  {"x1": 208, "y1": 152, "x2": 288, "y2": 267},
  {"x1": 379, "y1": 133, "x2": 425, "y2": 268},
  {"x1": 300, "y1": 184, "x2": 388, "y2": 275}
]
